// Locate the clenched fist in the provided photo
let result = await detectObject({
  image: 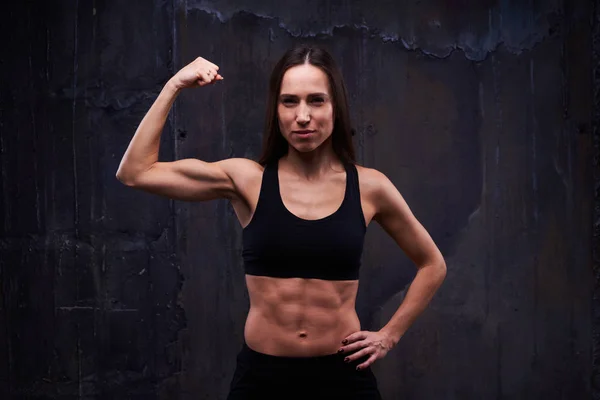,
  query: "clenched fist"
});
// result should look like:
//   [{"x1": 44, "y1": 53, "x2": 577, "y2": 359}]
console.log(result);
[{"x1": 170, "y1": 57, "x2": 223, "y2": 89}]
